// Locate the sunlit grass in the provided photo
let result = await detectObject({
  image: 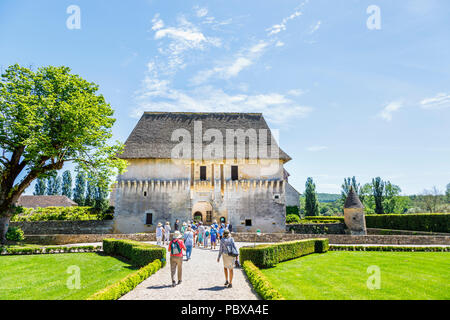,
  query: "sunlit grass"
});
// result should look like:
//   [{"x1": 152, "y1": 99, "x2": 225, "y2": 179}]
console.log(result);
[
  {"x1": 261, "y1": 251, "x2": 450, "y2": 300},
  {"x1": 0, "y1": 253, "x2": 138, "y2": 300}
]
